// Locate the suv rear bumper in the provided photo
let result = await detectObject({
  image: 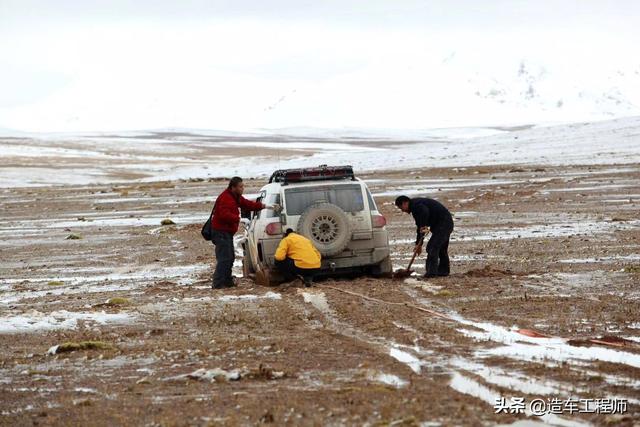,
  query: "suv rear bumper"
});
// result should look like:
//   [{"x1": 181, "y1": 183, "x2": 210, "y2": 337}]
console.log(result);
[
  {"x1": 319, "y1": 247, "x2": 389, "y2": 271},
  {"x1": 256, "y1": 230, "x2": 390, "y2": 271}
]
